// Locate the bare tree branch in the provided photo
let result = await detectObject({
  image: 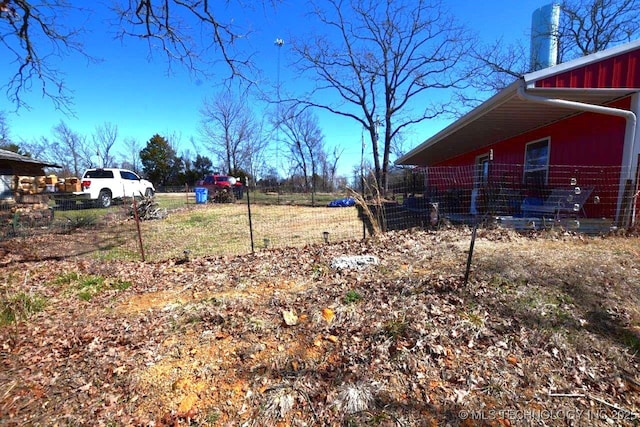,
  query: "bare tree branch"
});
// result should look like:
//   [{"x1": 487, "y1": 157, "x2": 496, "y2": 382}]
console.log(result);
[
  {"x1": 2, "y1": 1, "x2": 277, "y2": 111},
  {"x1": 285, "y1": 0, "x2": 473, "y2": 192},
  {"x1": 467, "y1": 0, "x2": 640, "y2": 107},
  {"x1": 1, "y1": 0, "x2": 89, "y2": 113},
  {"x1": 558, "y1": 0, "x2": 640, "y2": 61},
  {"x1": 109, "y1": 0, "x2": 264, "y2": 84}
]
